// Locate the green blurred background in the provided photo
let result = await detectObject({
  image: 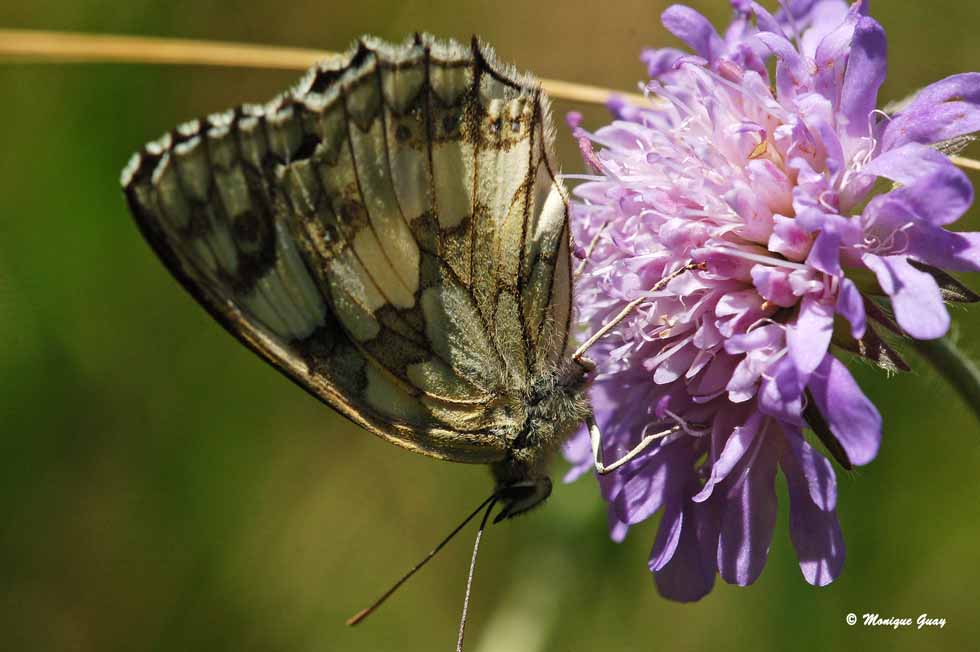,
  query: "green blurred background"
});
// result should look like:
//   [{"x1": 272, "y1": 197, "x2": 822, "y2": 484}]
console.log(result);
[{"x1": 1, "y1": 1, "x2": 979, "y2": 650}]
